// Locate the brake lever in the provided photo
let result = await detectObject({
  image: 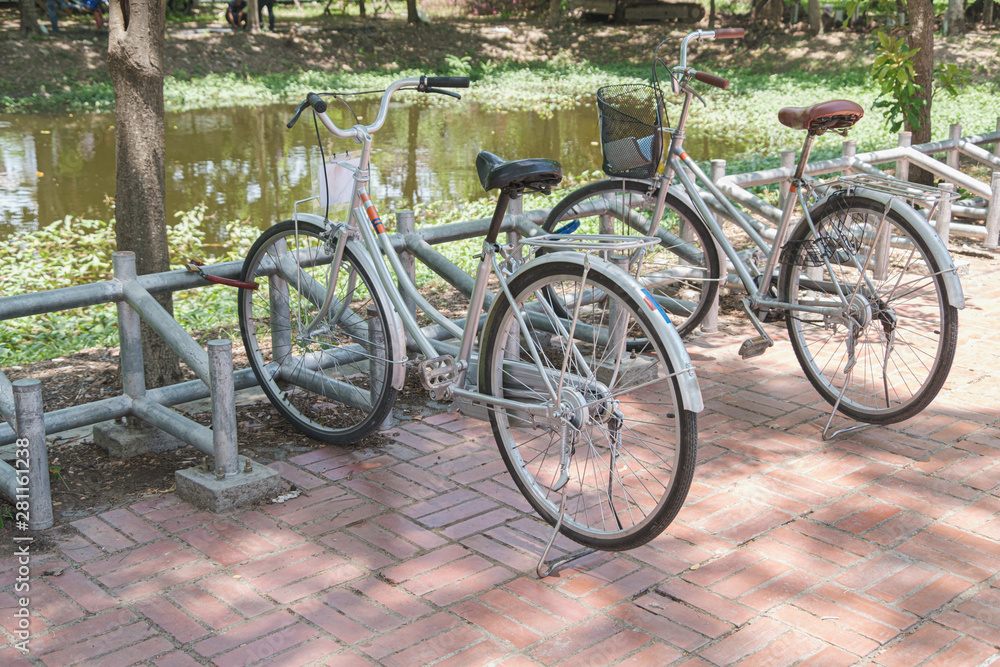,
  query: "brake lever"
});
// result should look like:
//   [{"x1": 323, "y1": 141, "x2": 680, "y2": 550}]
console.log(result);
[
  {"x1": 426, "y1": 87, "x2": 462, "y2": 100},
  {"x1": 287, "y1": 100, "x2": 308, "y2": 129},
  {"x1": 680, "y1": 81, "x2": 707, "y2": 107}
]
